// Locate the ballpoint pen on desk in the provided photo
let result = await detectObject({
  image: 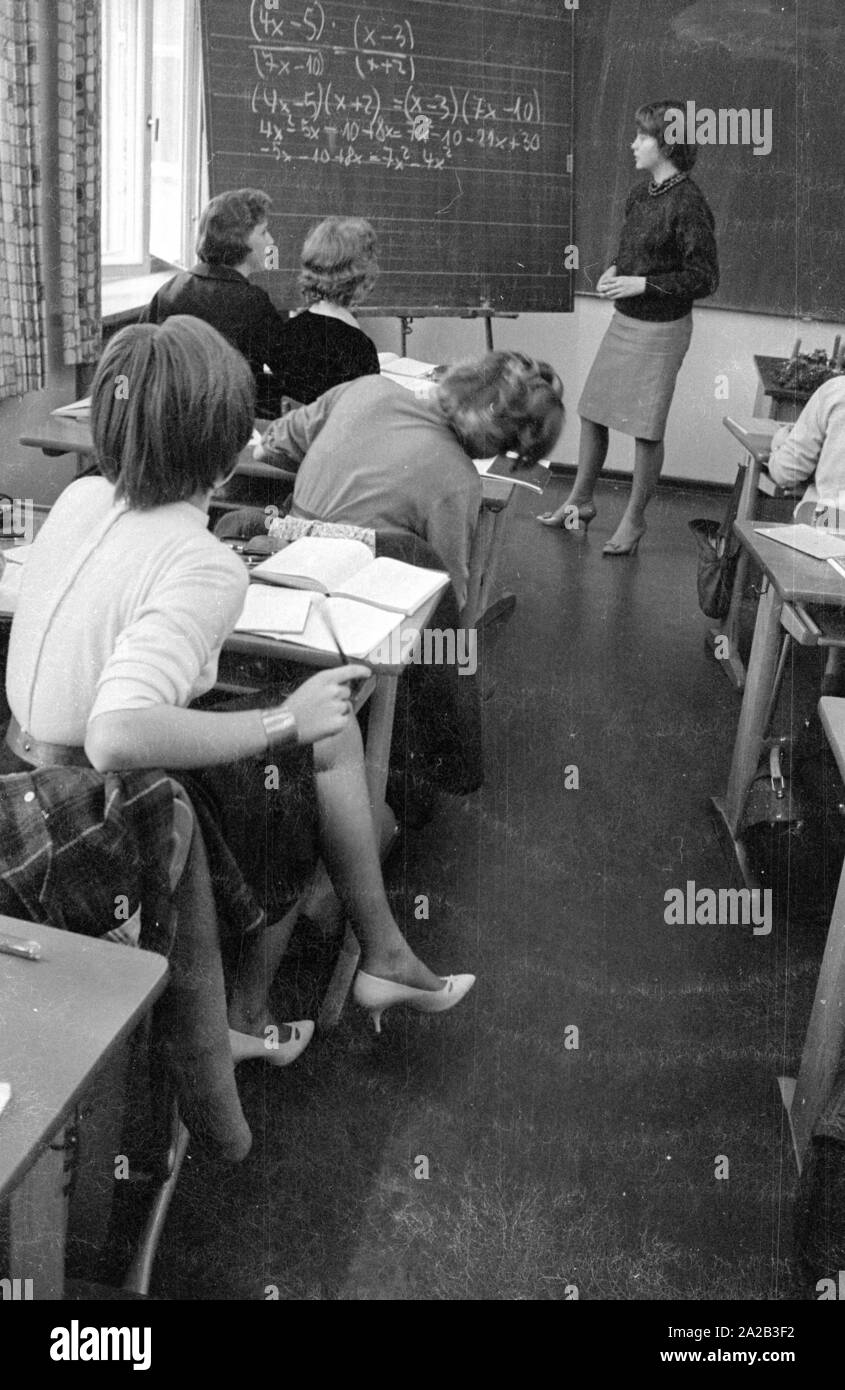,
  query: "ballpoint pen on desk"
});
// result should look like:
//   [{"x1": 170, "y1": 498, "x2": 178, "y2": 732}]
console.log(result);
[{"x1": 0, "y1": 931, "x2": 42, "y2": 961}]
